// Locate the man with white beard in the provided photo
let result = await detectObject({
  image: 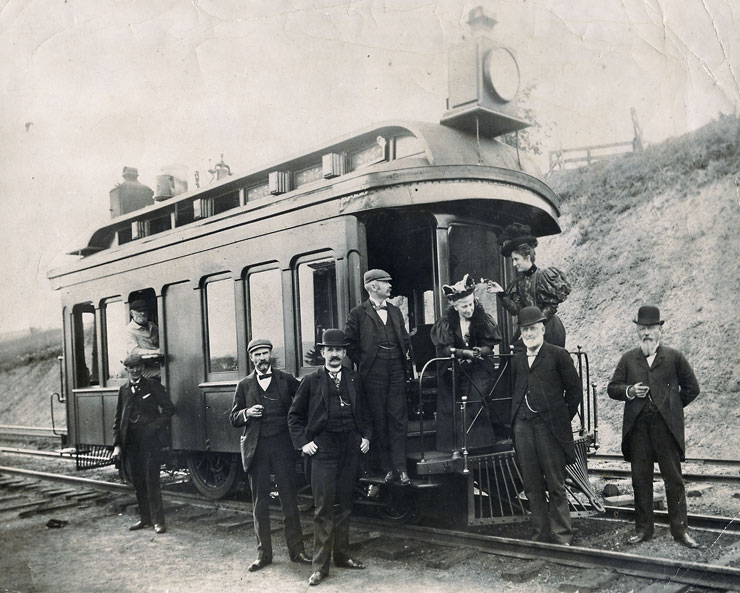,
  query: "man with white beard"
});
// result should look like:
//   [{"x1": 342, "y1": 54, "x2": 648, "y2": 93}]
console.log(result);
[
  {"x1": 510, "y1": 307, "x2": 582, "y2": 545},
  {"x1": 608, "y1": 305, "x2": 700, "y2": 548}
]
